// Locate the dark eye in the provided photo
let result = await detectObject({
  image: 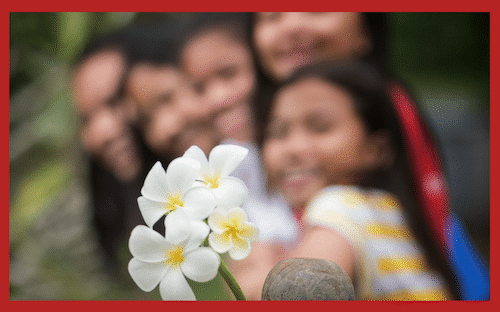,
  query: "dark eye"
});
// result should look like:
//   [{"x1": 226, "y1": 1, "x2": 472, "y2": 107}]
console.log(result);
[
  {"x1": 218, "y1": 66, "x2": 237, "y2": 80},
  {"x1": 193, "y1": 81, "x2": 204, "y2": 94},
  {"x1": 266, "y1": 120, "x2": 288, "y2": 140},
  {"x1": 157, "y1": 92, "x2": 173, "y2": 106},
  {"x1": 307, "y1": 116, "x2": 333, "y2": 133}
]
